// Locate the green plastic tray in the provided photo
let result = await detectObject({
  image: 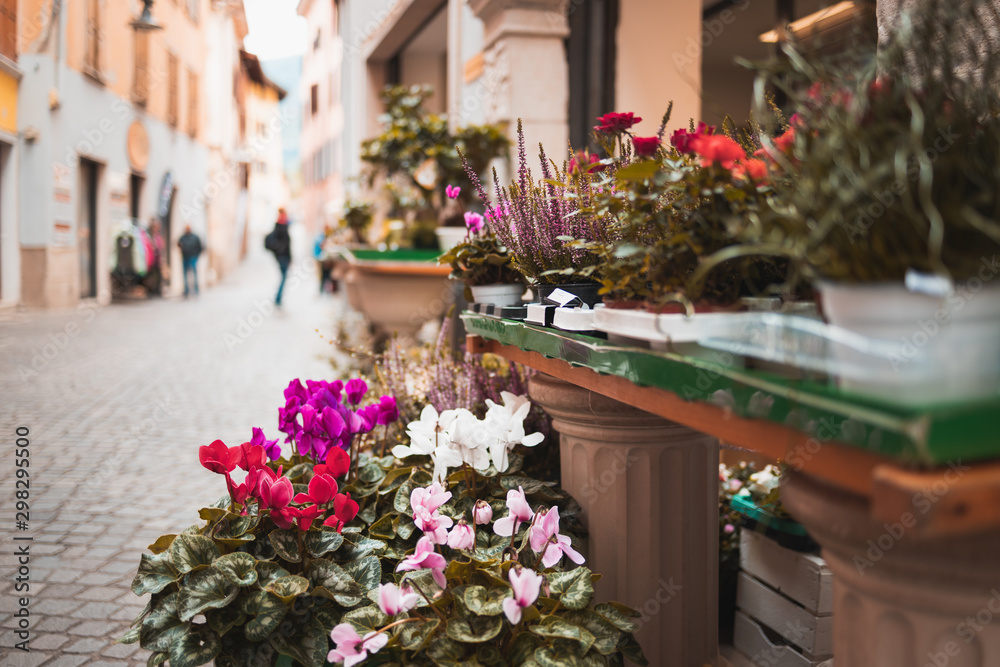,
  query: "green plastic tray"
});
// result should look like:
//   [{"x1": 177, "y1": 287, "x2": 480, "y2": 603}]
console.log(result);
[
  {"x1": 347, "y1": 248, "x2": 443, "y2": 263},
  {"x1": 462, "y1": 314, "x2": 1000, "y2": 467}
]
